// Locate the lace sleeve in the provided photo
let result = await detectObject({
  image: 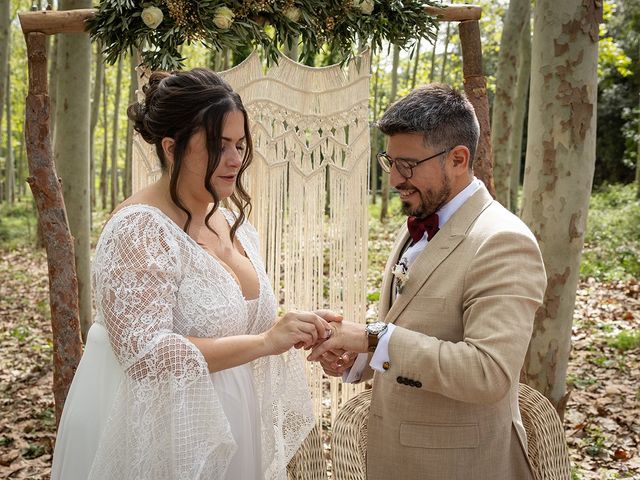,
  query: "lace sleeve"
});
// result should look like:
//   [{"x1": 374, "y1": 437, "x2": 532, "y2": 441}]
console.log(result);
[{"x1": 88, "y1": 209, "x2": 236, "y2": 479}]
